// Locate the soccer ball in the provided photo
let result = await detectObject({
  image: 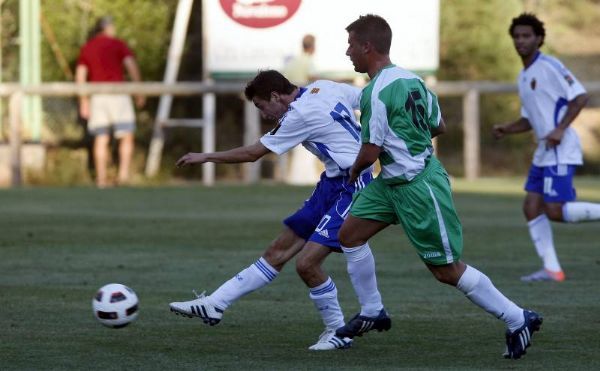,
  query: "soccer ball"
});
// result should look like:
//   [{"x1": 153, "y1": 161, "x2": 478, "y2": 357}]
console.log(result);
[{"x1": 92, "y1": 283, "x2": 139, "y2": 328}]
